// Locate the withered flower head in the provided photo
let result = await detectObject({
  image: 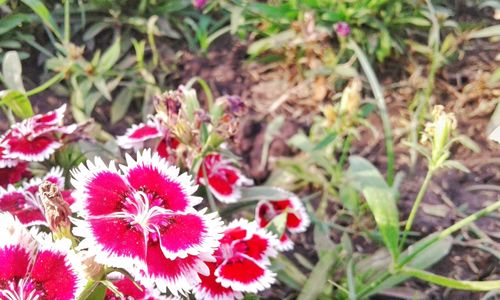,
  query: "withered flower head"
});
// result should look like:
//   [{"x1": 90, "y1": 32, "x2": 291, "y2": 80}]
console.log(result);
[{"x1": 39, "y1": 181, "x2": 72, "y2": 235}]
